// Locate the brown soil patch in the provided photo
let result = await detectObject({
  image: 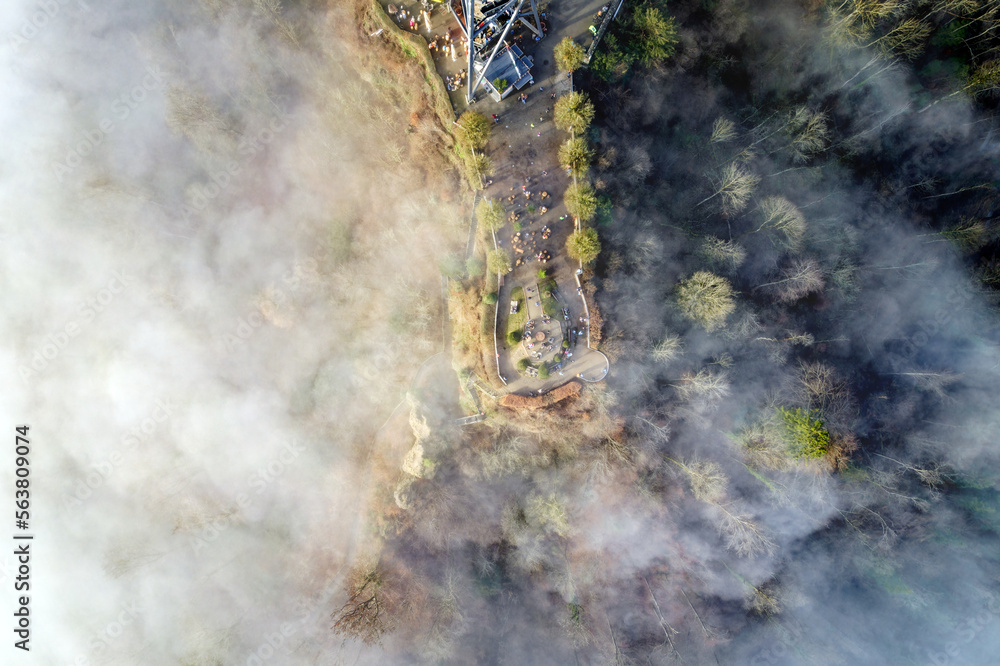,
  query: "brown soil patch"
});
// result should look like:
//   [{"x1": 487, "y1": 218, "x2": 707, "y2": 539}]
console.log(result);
[{"x1": 500, "y1": 380, "x2": 582, "y2": 410}]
